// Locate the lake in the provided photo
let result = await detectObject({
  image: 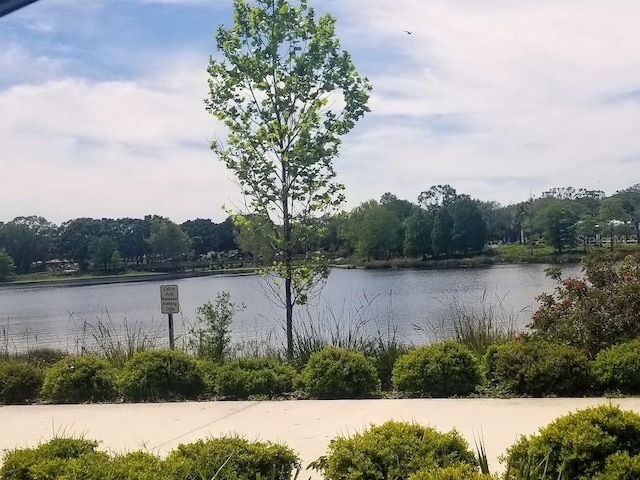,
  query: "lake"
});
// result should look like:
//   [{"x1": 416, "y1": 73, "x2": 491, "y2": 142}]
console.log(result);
[{"x1": 0, "y1": 264, "x2": 582, "y2": 353}]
